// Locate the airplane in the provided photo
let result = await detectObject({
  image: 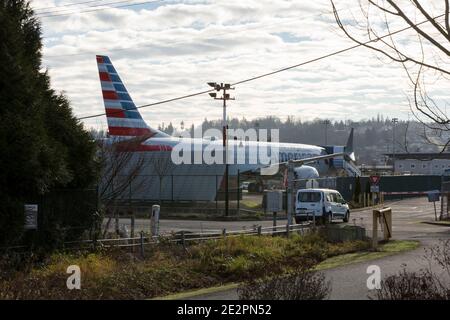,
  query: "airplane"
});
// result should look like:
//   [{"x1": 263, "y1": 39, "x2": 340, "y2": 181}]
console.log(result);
[{"x1": 96, "y1": 55, "x2": 359, "y2": 198}]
